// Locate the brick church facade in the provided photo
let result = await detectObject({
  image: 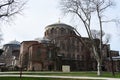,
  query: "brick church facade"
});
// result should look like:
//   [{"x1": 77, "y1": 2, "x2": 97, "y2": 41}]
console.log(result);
[{"x1": 19, "y1": 23, "x2": 120, "y2": 71}]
